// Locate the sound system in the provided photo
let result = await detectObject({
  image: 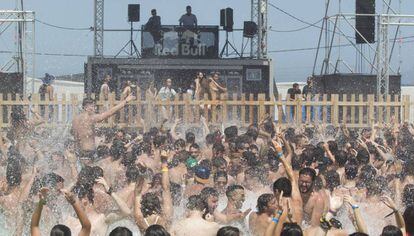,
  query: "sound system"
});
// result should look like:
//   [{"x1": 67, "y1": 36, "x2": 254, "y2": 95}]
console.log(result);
[
  {"x1": 128, "y1": 4, "x2": 140, "y2": 22},
  {"x1": 220, "y1": 8, "x2": 233, "y2": 32},
  {"x1": 355, "y1": 0, "x2": 375, "y2": 44},
  {"x1": 243, "y1": 21, "x2": 258, "y2": 38}
]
